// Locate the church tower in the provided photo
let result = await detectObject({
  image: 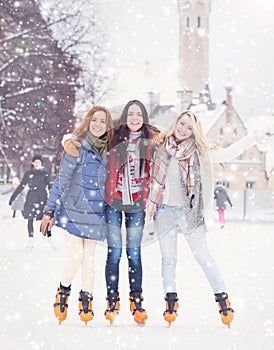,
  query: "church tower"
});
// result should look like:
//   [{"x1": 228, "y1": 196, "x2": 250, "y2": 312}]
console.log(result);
[{"x1": 177, "y1": 0, "x2": 212, "y2": 95}]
